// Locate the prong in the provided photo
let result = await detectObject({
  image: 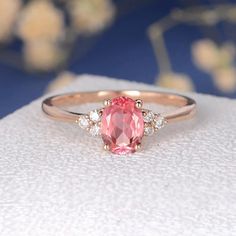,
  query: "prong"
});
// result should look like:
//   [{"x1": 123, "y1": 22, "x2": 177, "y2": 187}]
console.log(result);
[
  {"x1": 135, "y1": 99, "x2": 143, "y2": 108},
  {"x1": 135, "y1": 143, "x2": 142, "y2": 151},
  {"x1": 103, "y1": 144, "x2": 110, "y2": 151},
  {"x1": 103, "y1": 99, "x2": 111, "y2": 107}
]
